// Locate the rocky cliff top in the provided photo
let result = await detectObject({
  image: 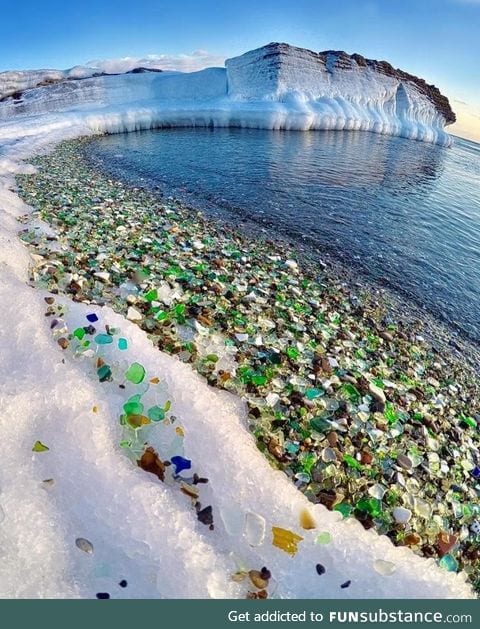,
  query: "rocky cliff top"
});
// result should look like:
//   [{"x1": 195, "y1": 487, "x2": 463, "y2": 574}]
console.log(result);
[{"x1": 249, "y1": 43, "x2": 456, "y2": 124}]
